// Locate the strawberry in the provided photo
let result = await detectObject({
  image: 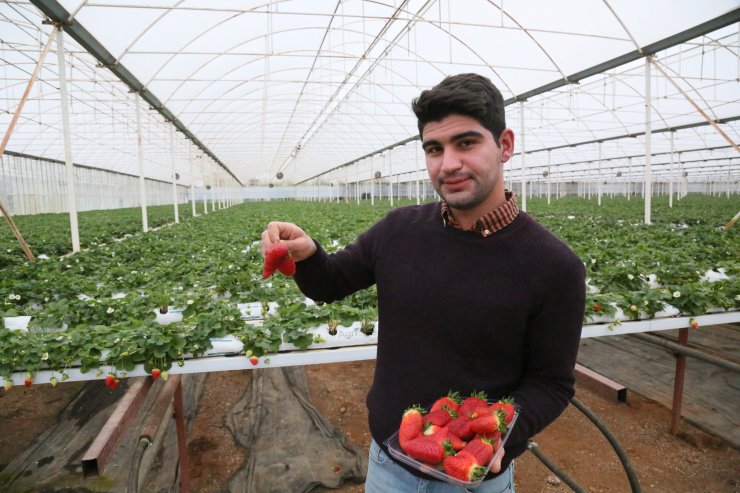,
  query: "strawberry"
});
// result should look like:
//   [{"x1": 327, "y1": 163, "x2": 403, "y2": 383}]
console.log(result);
[
  {"x1": 459, "y1": 391, "x2": 488, "y2": 416},
  {"x1": 490, "y1": 397, "x2": 516, "y2": 424},
  {"x1": 399, "y1": 405, "x2": 425, "y2": 449},
  {"x1": 480, "y1": 429, "x2": 502, "y2": 447},
  {"x1": 105, "y1": 374, "x2": 116, "y2": 388},
  {"x1": 24, "y1": 372, "x2": 33, "y2": 387},
  {"x1": 592, "y1": 303, "x2": 603, "y2": 312},
  {"x1": 443, "y1": 451, "x2": 487, "y2": 482},
  {"x1": 249, "y1": 355, "x2": 259, "y2": 366},
  {"x1": 277, "y1": 256, "x2": 296, "y2": 276},
  {"x1": 469, "y1": 410, "x2": 504, "y2": 435},
  {"x1": 160, "y1": 371, "x2": 169, "y2": 381},
  {"x1": 151, "y1": 368, "x2": 161, "y2": 381},
  {"x1": 423, "y1": 406, "x2": 457, "y2": 427},
  {"x1": 403, "y1": 436, "x2": 445, "y2": 465},
  {"x1": 263, "y1": 243, "x2": 295, "y2": 279},
  {"x1": 422, "y1": 422, "x2": 441, "y2": 436},
  {"x1": 110, "y1": 378, "x2": 120, "y2": 390},
  {"x1": 429, "y1": 428, "x2": 466, "y2": 451},
  {"x1": 463, "y1": 436, "x2": 495, "y2": 465},
  {"x1": 430, "y1": 391, "x2": 462, "y2": 413},
  {"x1": 3, "y1": 380, "x2": 13, "y2": 391},
  {"x1": 447, "y1": 415, "x2": 475, "y2": 440},
  {"x1": 690, "y1": 318, "x2": 699, "y2": 329},
  {"x1": 50, "y1": 376, "x2": 58, "y2": 387}
]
